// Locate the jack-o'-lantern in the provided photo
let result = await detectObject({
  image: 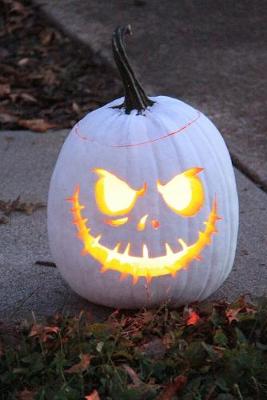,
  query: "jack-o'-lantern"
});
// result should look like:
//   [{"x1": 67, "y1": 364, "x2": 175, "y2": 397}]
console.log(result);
[{"x1": 47, "y1": 25, "x2": 239, "y2": 309}]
